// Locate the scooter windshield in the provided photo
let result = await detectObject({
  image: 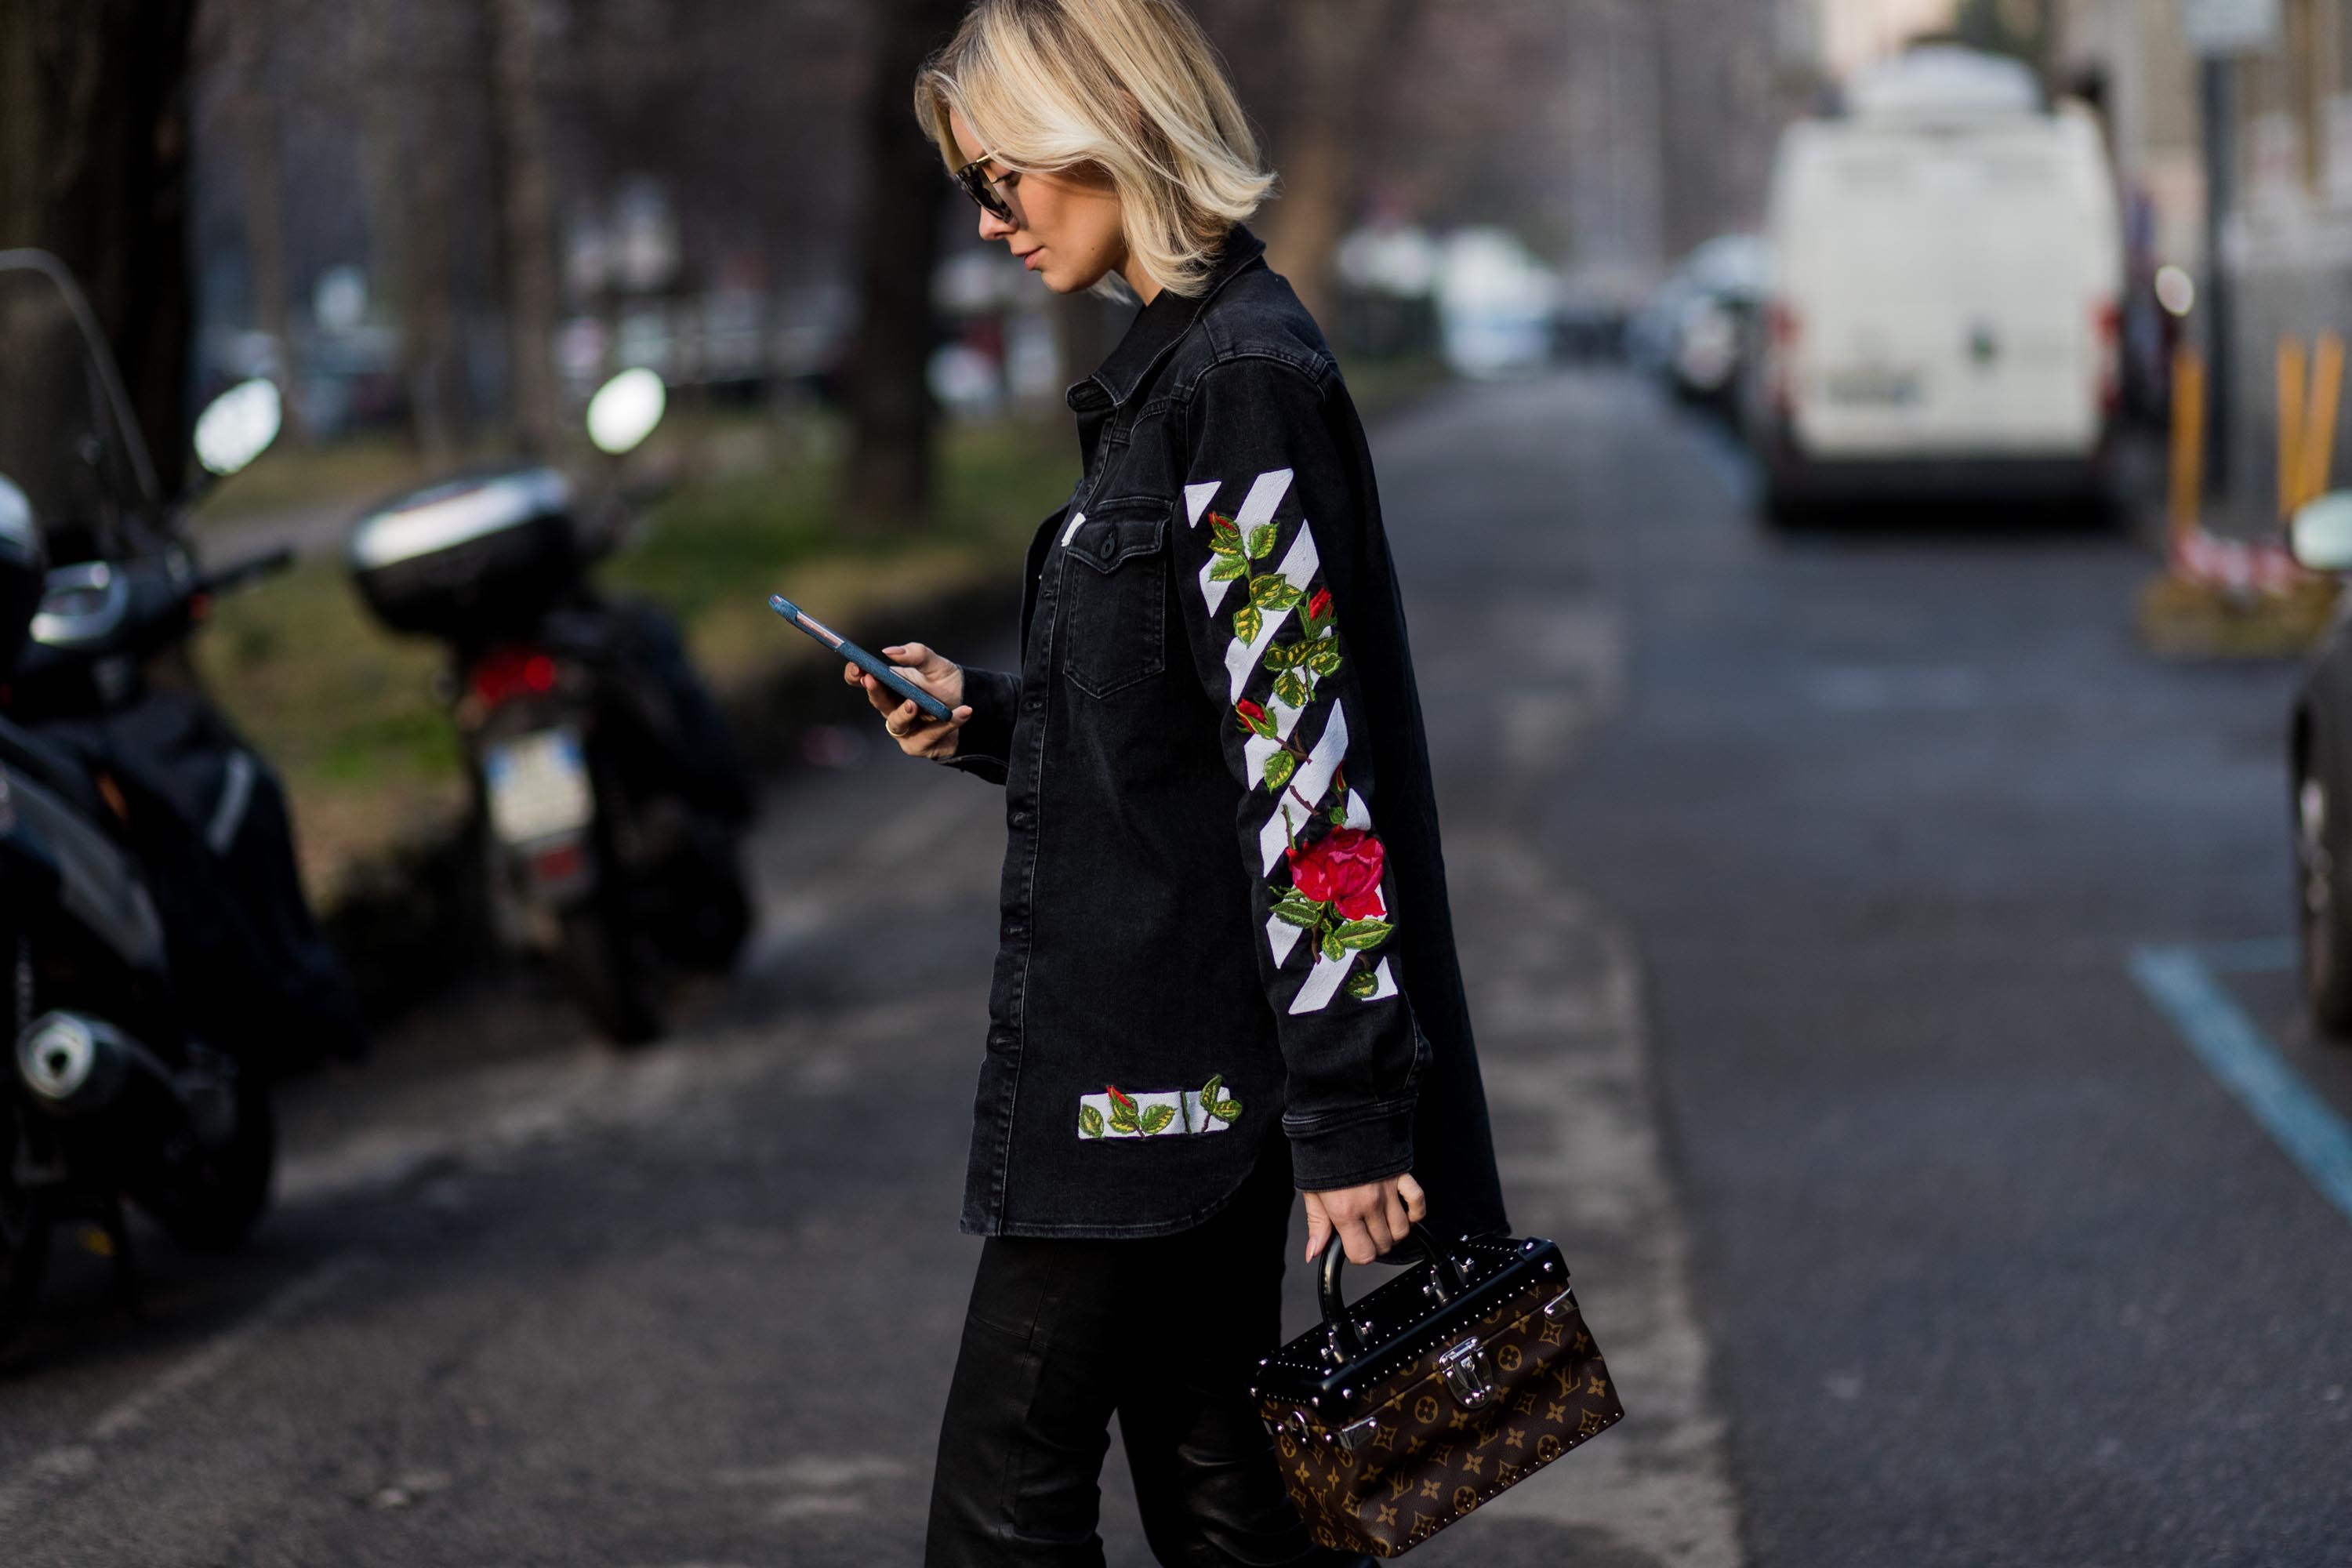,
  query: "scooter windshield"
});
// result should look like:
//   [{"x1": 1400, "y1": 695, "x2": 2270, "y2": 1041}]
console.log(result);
[{"x1": 0, "y1": 252, "x2": 164, "y2": 564}]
